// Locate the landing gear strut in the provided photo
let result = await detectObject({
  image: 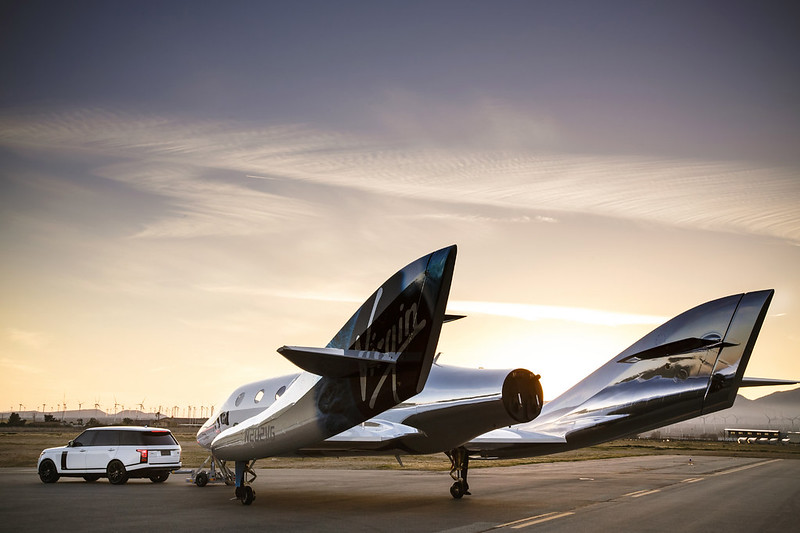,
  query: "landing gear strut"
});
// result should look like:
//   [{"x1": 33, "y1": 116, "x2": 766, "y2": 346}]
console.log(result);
[
  {"x1": 190, "y1": 454, "x2": 235, "y2": 487},
  {"x1": 445, "y1": 446, "x2": 471, "y2": 499},
  {"x1": 234, "y1": 460, "x2": 257, "y2": 505}
]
